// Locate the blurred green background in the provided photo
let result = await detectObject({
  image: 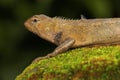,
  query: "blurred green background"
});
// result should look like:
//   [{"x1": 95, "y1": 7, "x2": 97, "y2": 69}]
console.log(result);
[{"x1": 0, "y1": 0, "x2": 120, "y2": 80}]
